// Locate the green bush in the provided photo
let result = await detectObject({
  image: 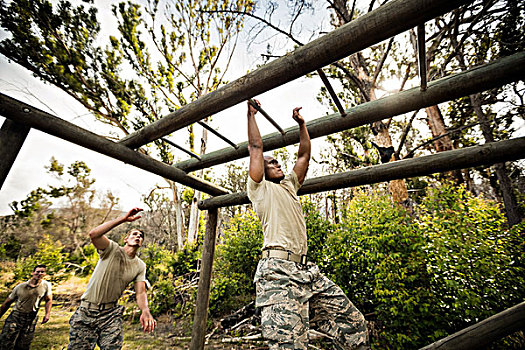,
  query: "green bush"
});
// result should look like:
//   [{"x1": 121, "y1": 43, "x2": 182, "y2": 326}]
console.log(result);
[
  {"x1": 139, "y1": 243, "x2": 175, "y2": 285},
  {"x1": 303, "y1": 199, "x2": 335, "y2": 265},
  {"x1": 13, "y1": 235, "x2": 69, "y2": 285},
  {"x1": 322, "y1": 187, "x2": 525, "y2": 349},
  {"x1": 323, "y1": 190, "x2": 433, "y2": 348},
  {"x1": 419, "y1": 184, "x2": 525, "y2": 345},
  {"x1": 138, "y1": 243, "x2": 201, "y2": 317},
  {"x1": 211, "y1": 210, "x2": 262, "y2": 315},
  {"x1": 67, "y1": 244, "x2": 99, "y2": 276},
  {"x1": 168, "y1": 243, "x2": 200, "y2": 277}
]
